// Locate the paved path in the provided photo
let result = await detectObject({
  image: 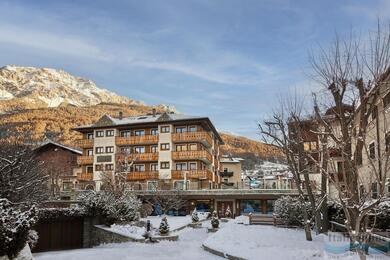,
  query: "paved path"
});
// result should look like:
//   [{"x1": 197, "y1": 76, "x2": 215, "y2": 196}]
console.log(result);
[{"x1": 34, "y1": 223, "x2": 221, "y2": 260}]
